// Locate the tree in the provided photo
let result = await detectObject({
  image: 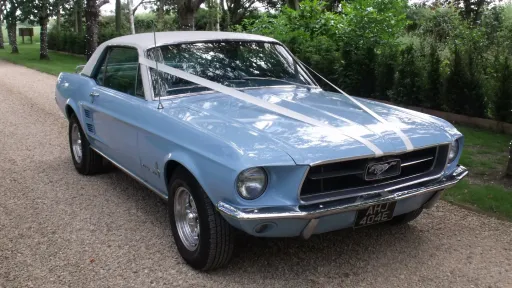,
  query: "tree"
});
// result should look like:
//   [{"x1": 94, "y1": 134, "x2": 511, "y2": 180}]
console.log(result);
[
  {"x1": 423, "y1": 43, "x2": 443, "y2": 109},
  {"x1": 20, "y1": 0, "x2": 61, "y2": 60},
  {"x1": 391, "y1": 44, "x2": 422, "y2": 106},
  {"x1": 129, "y1": 0, "x2": 155, "y2": 34},
  {"x1": 85, "y1": 0, "x2": 109, "y2": 60},
  {"x1": 493, "y1": 56, "x2": 512, "y2": 122},
  {"x1": 375, "y1": 47, "x2": 398, "y2": 100},
  {"x1": 507, "y1": 141, "x2": 512, "y2": 178},
  {"x1": 0, "y1": 0, "x2": 5, "y2": 49},
  {"x1": 75, "y1": 0, "x2": 84, "y2": 34},
  {"x1": 435, "y1": 0, "x2": 491, "y2": 24},
  {"x1": 176, "y1": 0, "x2": 205, "y2": 30},
  {"x1": 444, "y1": 47, "x2": 467, "y2": 113},
  {"x1": 287, "y1": 0, "x2": 298, "y2": 10},
  {"x1": 115, "y1": 0, "x2": 121, "y2": 32},
  {"x1": 4, "y1": 0, "x2": 19, "y2": 53},
  {"x1": 219, "y1": 0, "x2": 257, "y2": 30}
]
